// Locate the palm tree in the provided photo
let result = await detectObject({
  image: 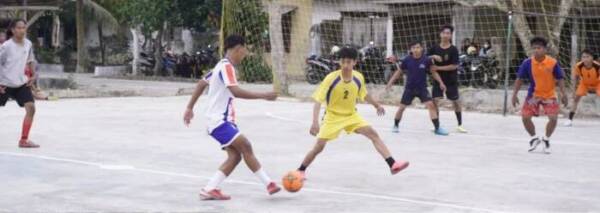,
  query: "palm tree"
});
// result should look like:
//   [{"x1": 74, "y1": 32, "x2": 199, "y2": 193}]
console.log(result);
[{"x1": 75, "y1": 0, "x2": 119, "y2": 73}]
